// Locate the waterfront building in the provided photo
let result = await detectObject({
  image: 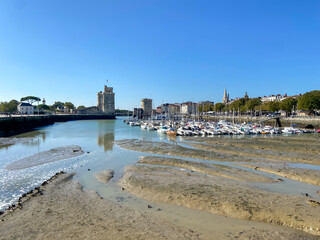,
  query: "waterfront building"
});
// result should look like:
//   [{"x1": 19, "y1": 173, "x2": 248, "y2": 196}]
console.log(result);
[
  {"x1": 260, "y1": 94, "x2": 286, "y2": 103},
  {"x1": 222, "y1": 89, "x2": 229, "y2": 104},
  {"x1": 18, "y1": 103, "x2": 34, "y2": 115},
  {"x1": 141, "y1": 98, "x2": 152, "y2": 118},
  {"x1": 97, "y1": 85, "x2": 115, "y2": 115},
  {"x1": 181, "y1": 102, "x2": 197, "y2": 115},
  {"x1": 133, "y1": 108, "x2": 143, "y2": 119}
]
